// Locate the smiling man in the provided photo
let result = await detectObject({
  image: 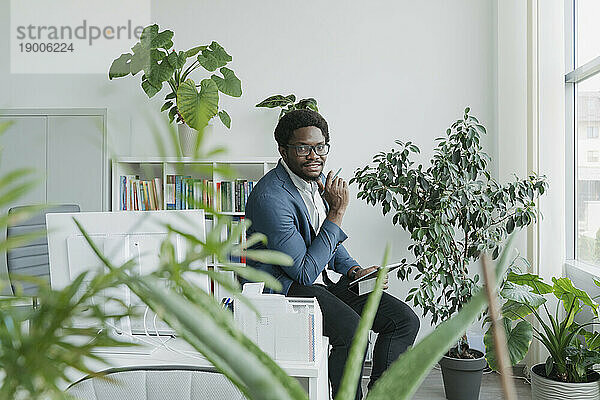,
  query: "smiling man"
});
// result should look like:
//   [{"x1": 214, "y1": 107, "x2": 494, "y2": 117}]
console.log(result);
[{"x1": 245, "y1": 109, "x2": 419, "y2": 399}]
